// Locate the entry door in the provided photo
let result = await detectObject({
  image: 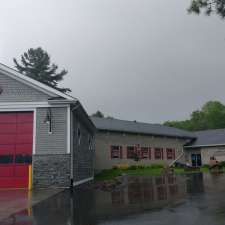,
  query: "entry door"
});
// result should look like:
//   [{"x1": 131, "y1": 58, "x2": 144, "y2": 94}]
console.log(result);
[
  {"x1": 191, "y1": 154, "x2": 202, "y2": 167},
  {"x1": 0, "y1": 112, "x2": 33, "y2": 189}
]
